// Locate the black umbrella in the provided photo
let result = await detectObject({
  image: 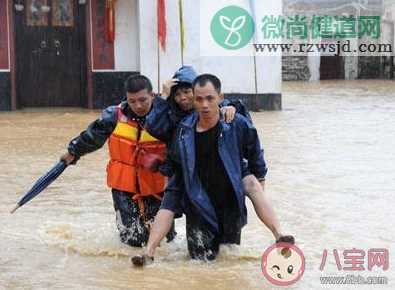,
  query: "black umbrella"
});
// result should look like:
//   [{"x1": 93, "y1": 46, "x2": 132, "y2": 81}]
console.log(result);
[{"x1": 10, "y1": 160, "x2": 68, "y2": 214}]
